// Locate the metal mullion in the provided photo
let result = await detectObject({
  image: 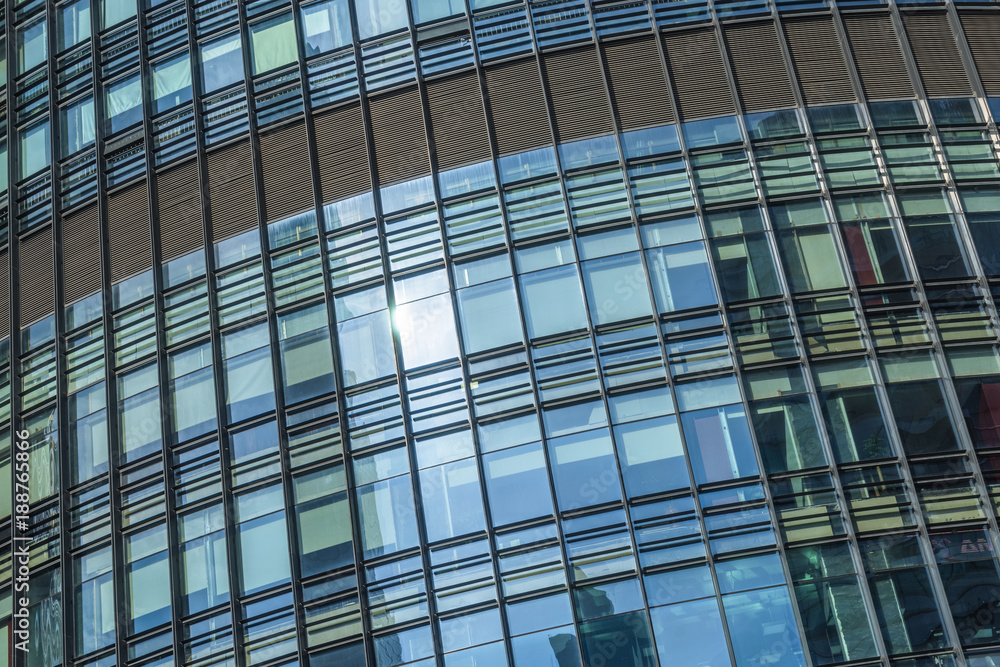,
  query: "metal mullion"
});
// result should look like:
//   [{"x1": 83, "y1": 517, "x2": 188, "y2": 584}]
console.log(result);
[
  {"x1": 40, "y1": 0, "x2": 79, "y2": 659},
  {"x1": 760, "y1": 7, "x2": 901, "y2": 646},
  {"x1": 185, "y1": 0, "x2": 250, "y2": 659},
  {"x1": 231, "y1": 3, "x2": 313, "y2": 657},
  {"x1": 415, "y1": 63, "x2": 523, "y2": 667},
  {"x1": 464, "y1": 15, "x2": 596, "y2": 664},
  {"x1": 886, "y1": 1, "x2": 1000, "y2": 622},
  {"x1": 634, "y1": 5, "x2": 754, "y2": 665}
]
